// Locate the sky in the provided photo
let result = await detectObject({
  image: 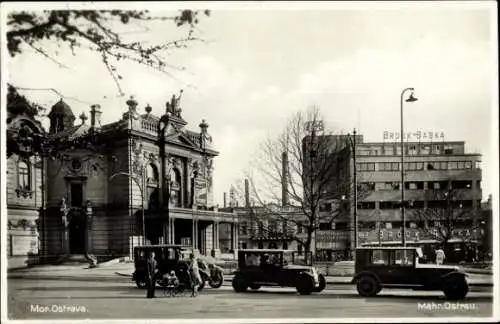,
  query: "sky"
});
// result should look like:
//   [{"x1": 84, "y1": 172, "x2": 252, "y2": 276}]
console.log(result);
[{"x1": 3, "y1": 1, "x2": 498, "y2": 204}]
